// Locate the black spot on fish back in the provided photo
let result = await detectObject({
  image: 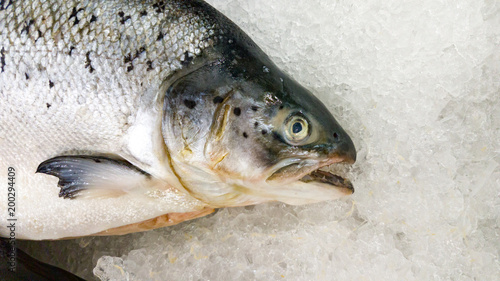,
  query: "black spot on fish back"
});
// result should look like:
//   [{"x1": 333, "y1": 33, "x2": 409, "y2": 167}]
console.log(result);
[
  {"x1": 181, "y1": 51, "x2": 193, "y2": 66},
  {"x1": 117, "y1": 11, "x2": 131, "y2": 24},
  {"x1": 49, "y1": 80, "x2": 54, "y2": 88},
  {"x1": 183, "y1": 99, "x2": 197, "y2": 109},
  {"x1": 69, "y1": 7, "x2": 84, "y2": 26},
  {"x1": 120, "y1": 15, "x2": 131, "y2": 24},
  {"x1": 157, "y1": 31, "x2": 164, "y2": 41},
  {"x1": 140, "y1": 10, "x2": 148, "y2": 16},
  {"x1": 262, "y1": 129, "x2": 268, "y2": 135},
  {"x1": 136, "y1": 47, "x2": 146, "y2": 57},
  {"x1": 0, "y1": 47, "x2": 5, "y2": 73},
  {"x1": 34, "y1": 29, "x2": 42, "y2": 42},
  {"x1": 46, "y1": 103, "x2": 51, "y2": 109},
  {"x1": 146, "y1": 60, "x2": 153, "y2": 71},
  {"x1": 124, "y1": 47, "x2": 146, "y2": 72},
  {"x1": 25, "y1": 73, "x2": 29, "y2": 80},
  {"x1": 85, "y1": 51, "x2": 95, "y2": 73},
  {"x1": 243, "y1": 132, "x2": 248, "y2": 138},
  {"x1": 68, "y1": 46, "x2": 76, "y2": 56},
  {"x1": 124, "y1": 54, "x2": 132, "y2": 64},
  {"x1": 89, "y1": 15, "x2": 97, "y2": 23},
  {"x1": 254, "y1": 122, "x2": 259, "y2": 128},
  {"x1": 20, "y1": 19, "x2": 34, "y2": 35},
  {"x1": 152, "y1": 2, "x2": 166, "y2": 13},
  {"x1": 251, "y1": 106, "x2": 258, "y2": 111},
  {"x1": 0, "y1": 0, "x2": 13, "y2": 11}
]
